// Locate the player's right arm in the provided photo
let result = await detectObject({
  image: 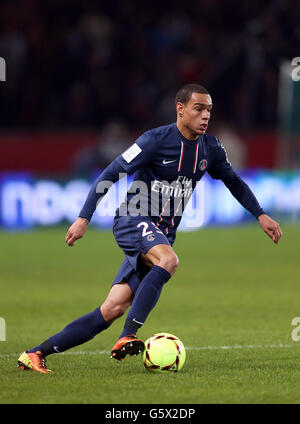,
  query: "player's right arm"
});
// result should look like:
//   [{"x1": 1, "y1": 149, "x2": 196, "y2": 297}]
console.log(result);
[
  {"x1": 65, "y1": 131, "x2": 156, "y2": 246},
  {"x1": 65, "y1": 216, "x2": 89, "y2": 247}
]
